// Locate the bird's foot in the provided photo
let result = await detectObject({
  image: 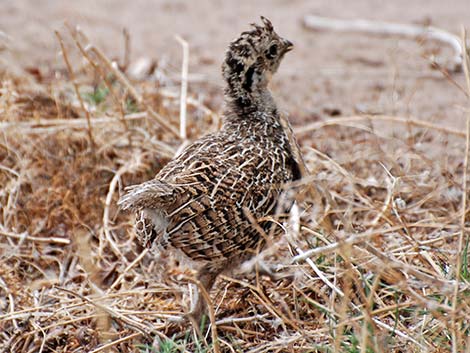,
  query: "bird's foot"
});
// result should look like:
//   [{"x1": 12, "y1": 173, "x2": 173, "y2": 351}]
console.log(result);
[{"x1": 248, "y1": 261, "x2": 295, "y2": 282}]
